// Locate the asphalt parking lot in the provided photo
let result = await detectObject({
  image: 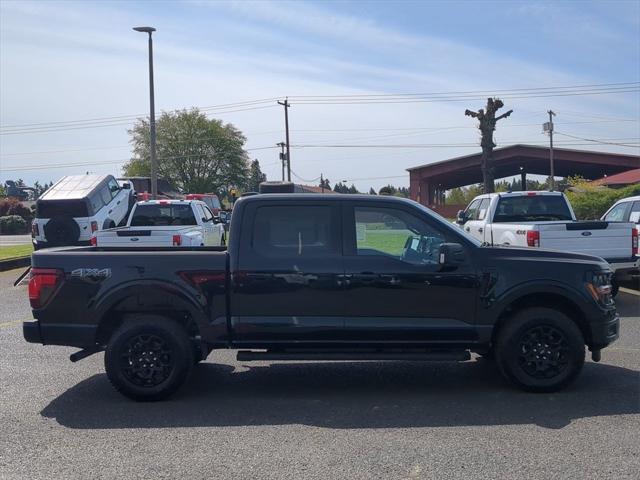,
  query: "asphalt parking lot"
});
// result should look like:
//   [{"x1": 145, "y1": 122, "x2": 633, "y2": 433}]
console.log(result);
[{"x1": 0, "y1": 268, "x2": 638, "y2": 479}]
